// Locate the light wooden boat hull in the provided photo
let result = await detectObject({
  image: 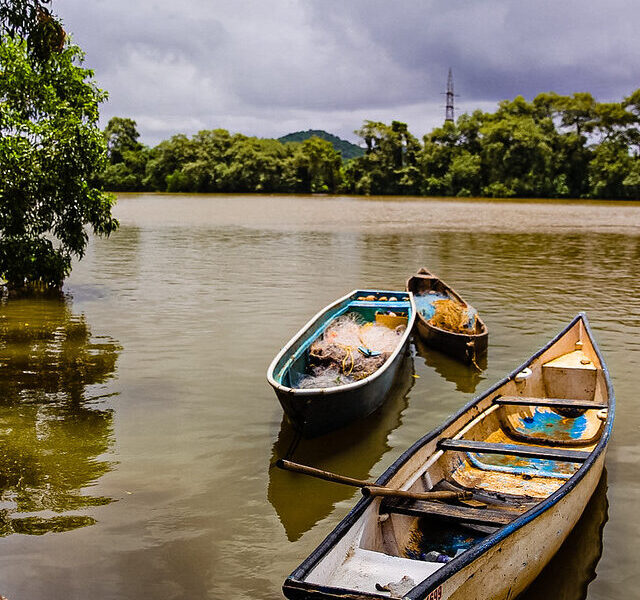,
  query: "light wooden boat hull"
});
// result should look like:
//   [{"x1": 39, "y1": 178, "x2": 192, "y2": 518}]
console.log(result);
[
  {"x1": 283, "y1": 314, "x2": 614, "y2": 599},
  {"x1": 407, "y1": 268, "x2": 488, "y2": 364},
  {"x1": 268, "y1": 290, "x2": 416, "y2": 438},
  {"x1": 430, "y1": 451, "x2": 606, "y2": 600}
]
